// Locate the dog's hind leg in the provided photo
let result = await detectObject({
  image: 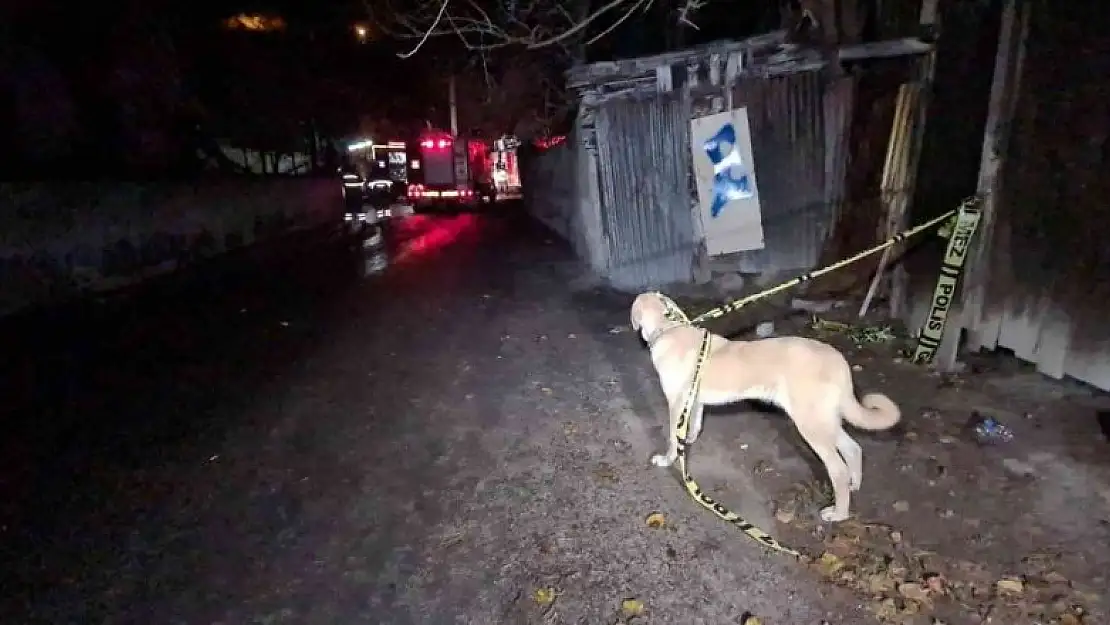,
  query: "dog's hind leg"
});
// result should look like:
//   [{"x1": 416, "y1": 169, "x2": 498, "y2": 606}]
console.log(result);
[
  {"x1": 794, "y1": 407, "x2": 853, "y2": 522},
  {"x1": 836, "y1": 429, "x2": 863, "y2": 492},
  {"x1": 814, "y1": 444, "x2": 852, "y2": 522}
]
